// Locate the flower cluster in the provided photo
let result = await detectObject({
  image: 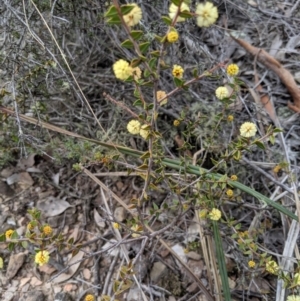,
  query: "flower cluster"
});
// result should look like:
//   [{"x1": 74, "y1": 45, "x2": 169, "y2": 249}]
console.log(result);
[
  {"x1": 169, "y1": 2, "x2": 190, "y2": 22},
  {"x1": 196, "y1": 2, "x2": 218, "y2": 27},
  {"x1": 127, "y1": 120, "x2": 149, "y2": 139},
  {"x1": 230, "y1": 175, "x2": 237, "y2": 181},
  {"x1": 84, "y1": 294, "x2": 95, "y2": 301},
  {"x1": 42, "y1": 225, "x2": 53, "y2": 236},
  {"x1": 265, "y1": 260, "x2": 279, "y2": 274},
  {"x1": 113, "y1": 59, "x2": 141, "y2": 81},
  {"x1": 240, "y1": 122, "x2": 257, "y2": 138},
  {"x1": 215, "y1": 86, "x2": 229, "y2": 100},
  {"x1": 172, "y1": 65, "x2": 184, "y2": 79},
  {"x1": 167, "y1": 31, "x2": 179, "y2": 43},
  {"x1": 157, "y1": 90, "x2": 168, "y2": 105},
  {"x1": 248, "y1": 260, "x2": 256, "y2": 268},
  {"x1": 209, "y1": 208, "x2": 221, "y2": 221},
  {"x1": 5, "y1": 229, "x2": 14, "y2": 240},
  {"x1": 226, "y1": 189, "x2": 234, "y2": 197},
  {"x1": 131, "y1": 224, "x2": 142, "y2": 238},
  {"x1": 227, "y1": 64, "x2": 239, "y2": 76},
  {"x1": 35, "y1": 250, "x2": 50, "y2": 266},
  {"x1": 123, "y1": 4, "x2": 142, "y2": 27}
]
